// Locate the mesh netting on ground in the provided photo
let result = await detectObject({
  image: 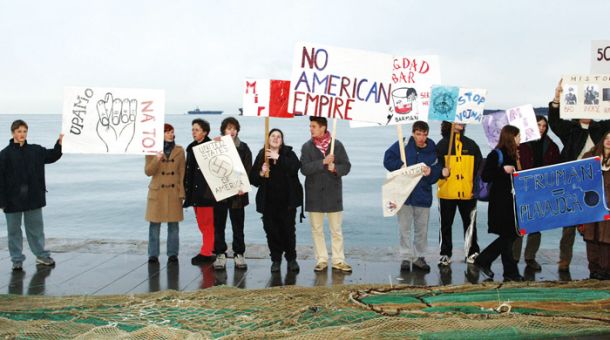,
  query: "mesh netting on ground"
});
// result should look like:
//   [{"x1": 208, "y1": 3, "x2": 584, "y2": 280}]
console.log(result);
[{"x1": 0, "y1": 280, "x2": 608, "y2": 339}]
